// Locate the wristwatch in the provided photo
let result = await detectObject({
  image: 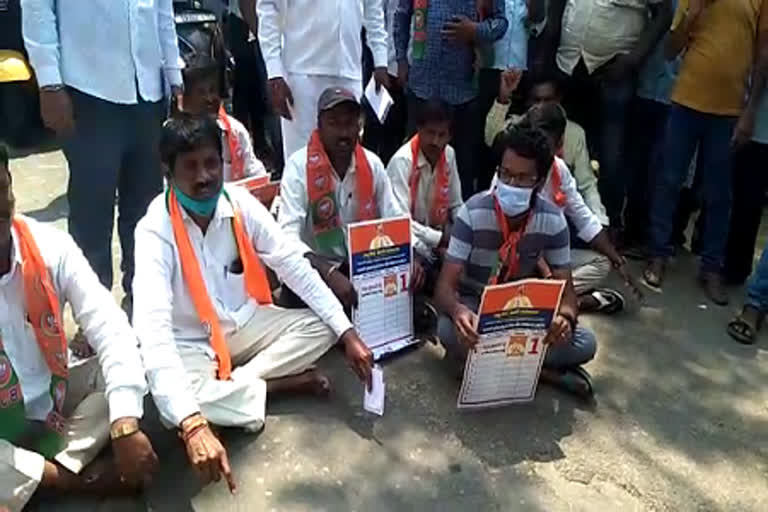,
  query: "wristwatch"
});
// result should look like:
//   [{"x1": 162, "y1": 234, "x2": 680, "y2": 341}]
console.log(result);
[
  {"x1": 40, "y1": 84, "x2": 66, "y2": 92},
  {"x1": 110, "y1": 419, "x2": 140, "y2": 440}
]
